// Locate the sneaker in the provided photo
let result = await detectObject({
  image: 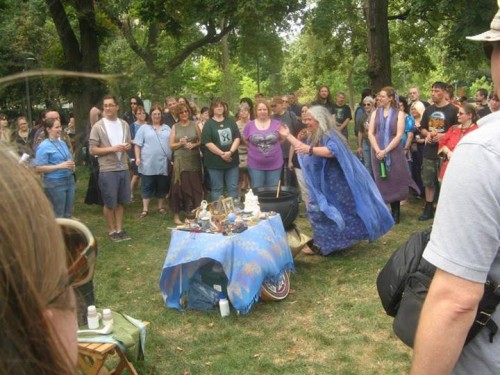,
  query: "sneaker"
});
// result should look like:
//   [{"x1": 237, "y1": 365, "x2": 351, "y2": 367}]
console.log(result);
[
  {"x1": 109, "y1": 231, "x2": 121, "y2": 242},
  {"x1": 117, "y1": 230, "x2": 131, "y2": 241}
]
